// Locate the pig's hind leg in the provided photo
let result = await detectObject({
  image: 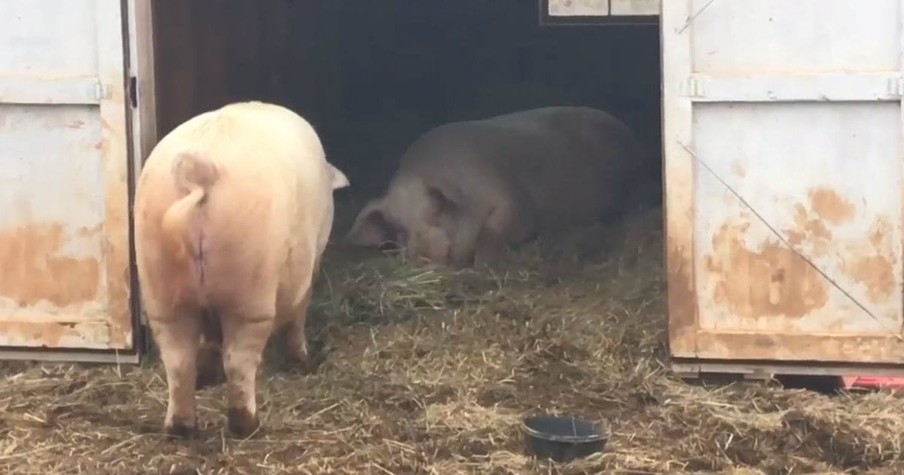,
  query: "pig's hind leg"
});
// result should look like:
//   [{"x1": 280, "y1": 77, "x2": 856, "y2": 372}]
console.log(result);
[
  {"x1": 150, "y1": 309, "x2": 203, "y2": 437},
  {"x1": 284, "y1": 285, "x2": 313, "y2": 364},
  {"x1": 220, "y1": 306, "x2": 275, "y2": 438}
]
